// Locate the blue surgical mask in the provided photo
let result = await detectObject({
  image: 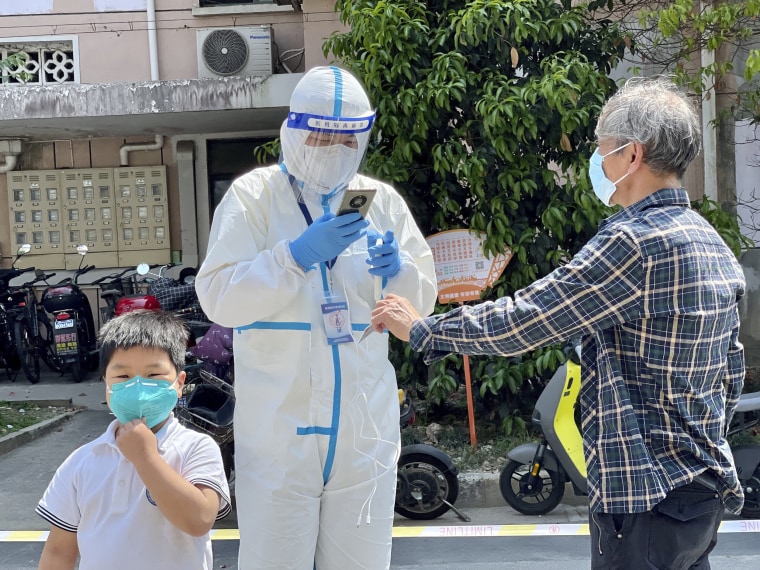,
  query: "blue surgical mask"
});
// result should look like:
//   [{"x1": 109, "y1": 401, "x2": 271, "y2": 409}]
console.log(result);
[
  {"x1": 589, "y1": 142, "x2": 632, "y2": 206},
  {"x1": 107, "y1": 376, "x2": 179, "y2": 429}
]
